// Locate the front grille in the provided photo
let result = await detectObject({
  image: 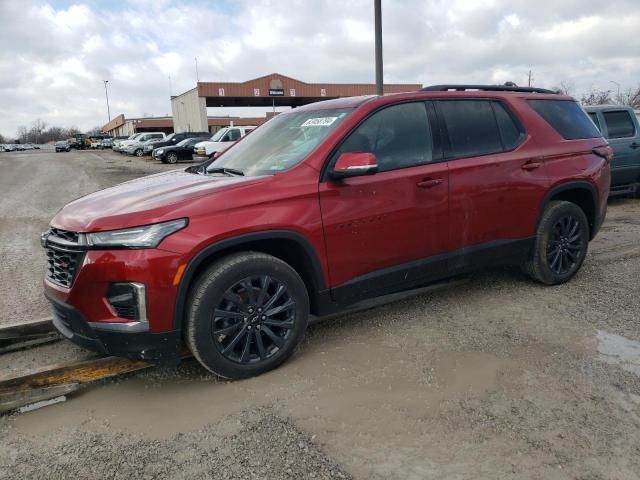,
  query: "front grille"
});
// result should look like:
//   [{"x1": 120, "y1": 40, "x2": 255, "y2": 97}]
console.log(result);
[
  {"x1": 45, "y1": 228, "x2": 85, "y2": 288},
  {"x1": 50, "y1": 228, "x2": 79, "y2": 243},
  {"x1": 113, "y1": 305, "x2": 137, "y2": 320}
]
